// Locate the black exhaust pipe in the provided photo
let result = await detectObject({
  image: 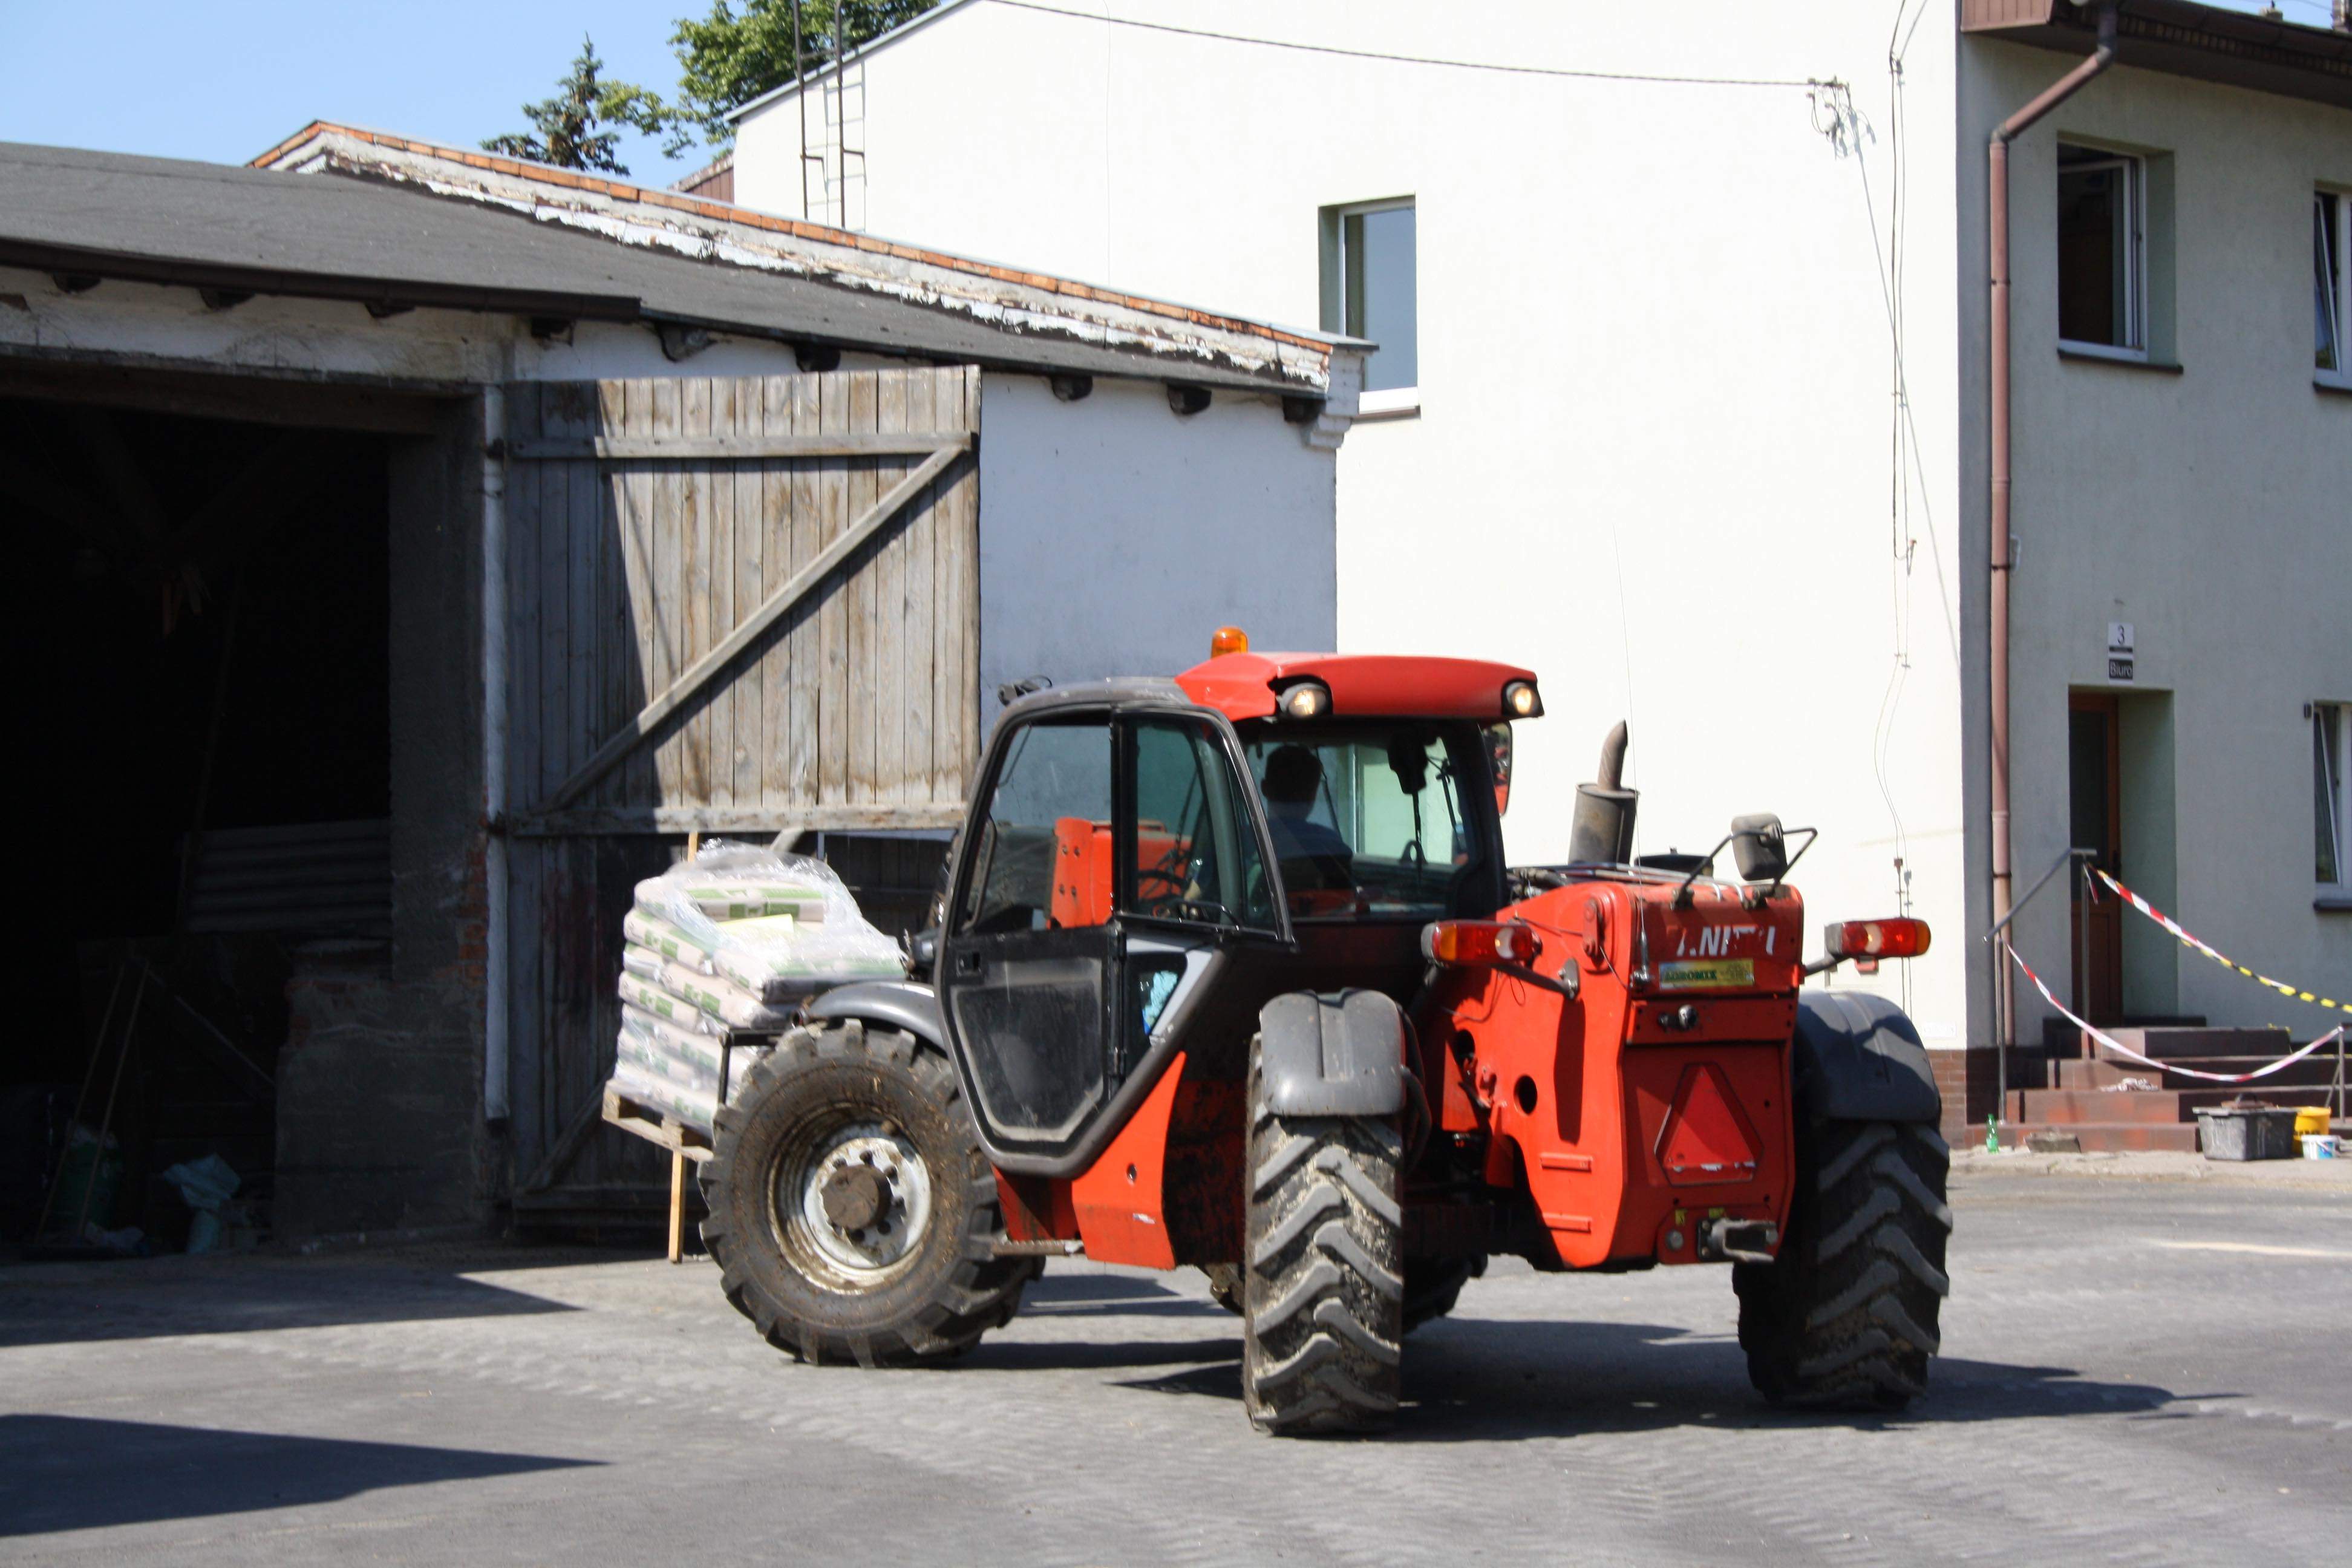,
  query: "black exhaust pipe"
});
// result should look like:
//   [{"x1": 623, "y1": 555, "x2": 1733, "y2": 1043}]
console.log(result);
[{"x1": 1567, "y1": 720, "x2": 1638, "y2": 864}]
